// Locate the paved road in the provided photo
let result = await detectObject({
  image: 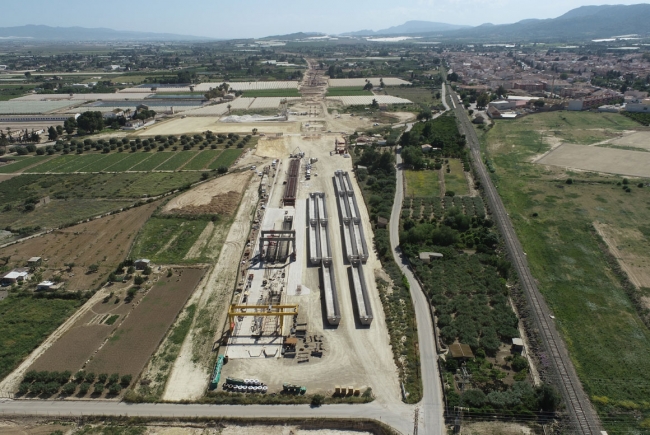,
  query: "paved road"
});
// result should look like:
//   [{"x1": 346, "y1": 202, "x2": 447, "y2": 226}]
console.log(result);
[
  {"x1": 0, "y1": 400, "x2": 414, "y2": 433},
  {"x1": 447, "y1": 86, "x2": 603, "y2": 435},
  {"x1": 387, "y1": 85, "x2": 449, "y2": 435}
]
